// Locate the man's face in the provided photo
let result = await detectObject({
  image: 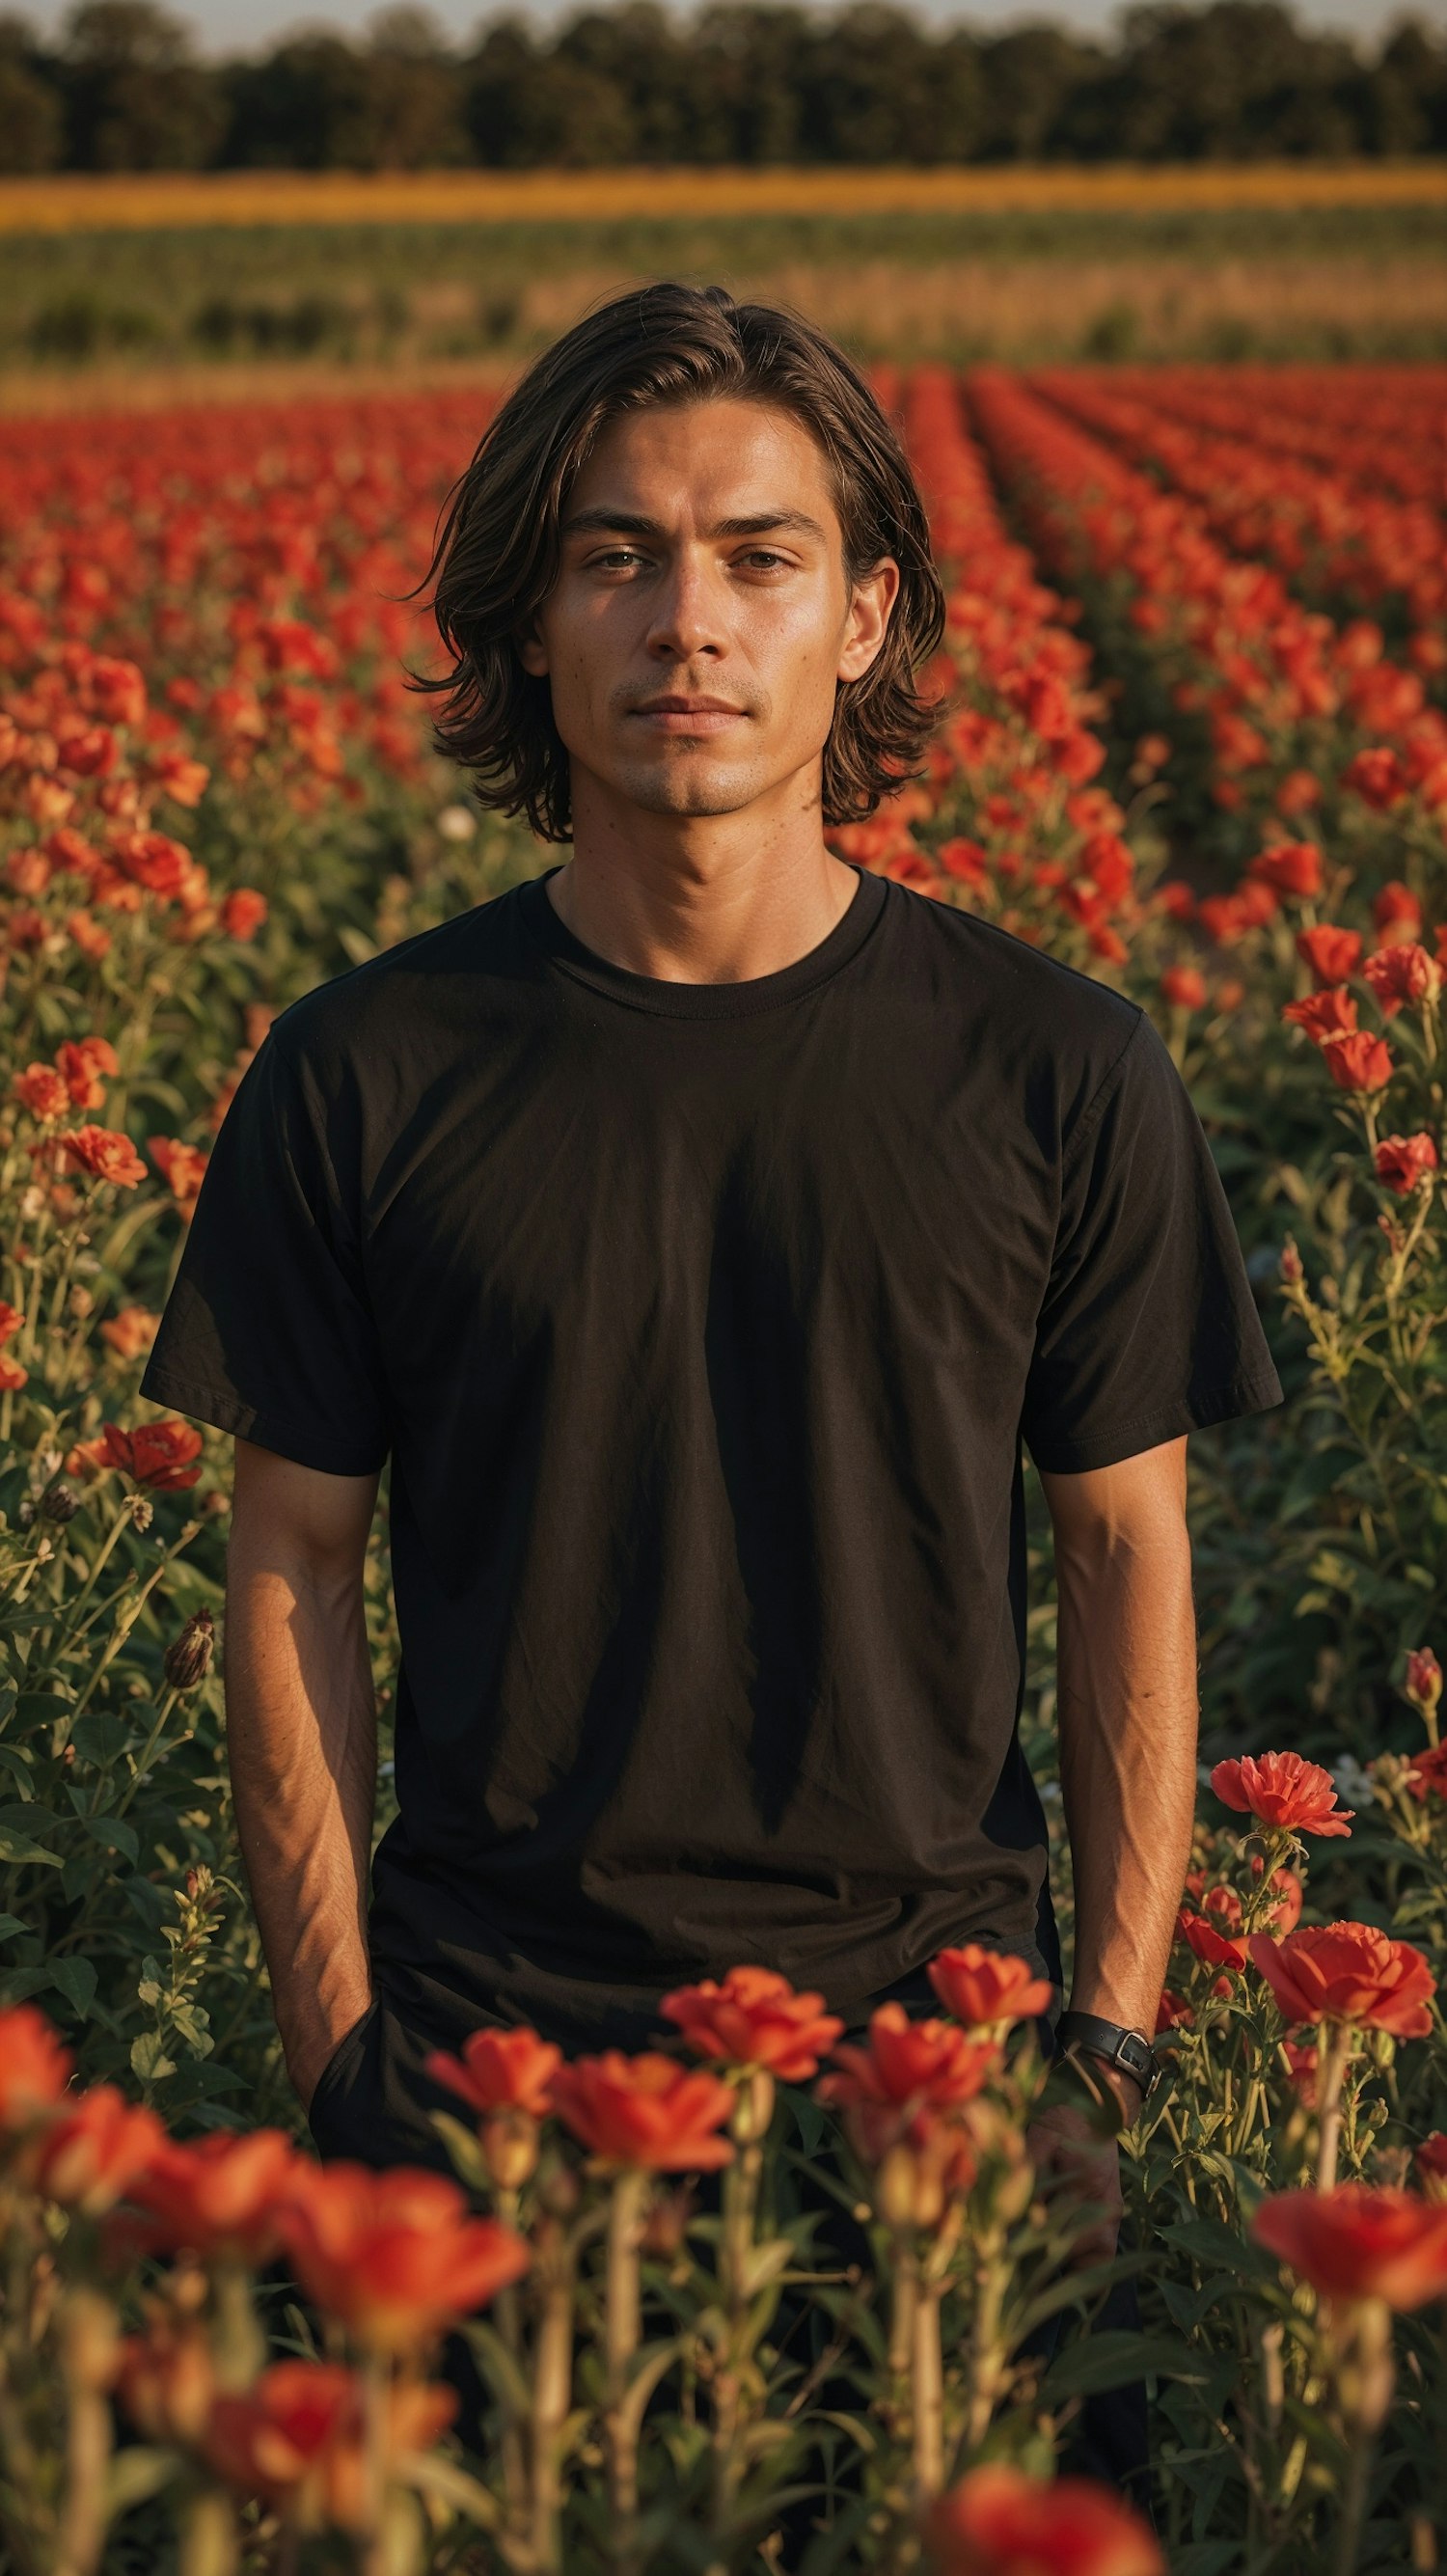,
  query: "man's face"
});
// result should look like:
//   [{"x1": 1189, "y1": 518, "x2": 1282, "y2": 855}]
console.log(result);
[{"x1": 516, "y1": 397, "x2": 899, "y2": 822}]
